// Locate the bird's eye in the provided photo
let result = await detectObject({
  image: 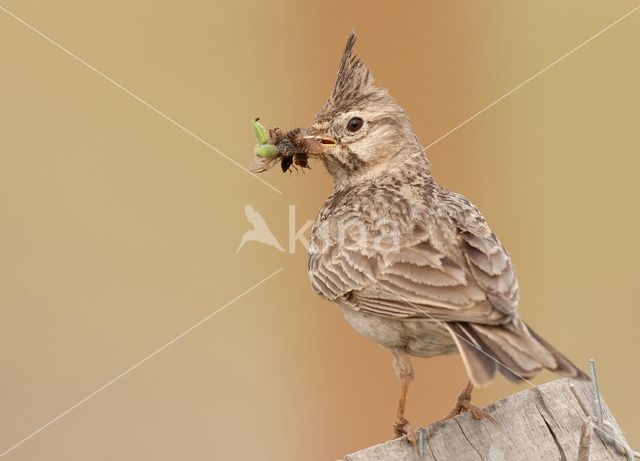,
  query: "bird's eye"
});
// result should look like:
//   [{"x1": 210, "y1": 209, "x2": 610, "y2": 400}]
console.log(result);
[{"x1": 346, "y1": 117, "x2": 364, "y2": 133}]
